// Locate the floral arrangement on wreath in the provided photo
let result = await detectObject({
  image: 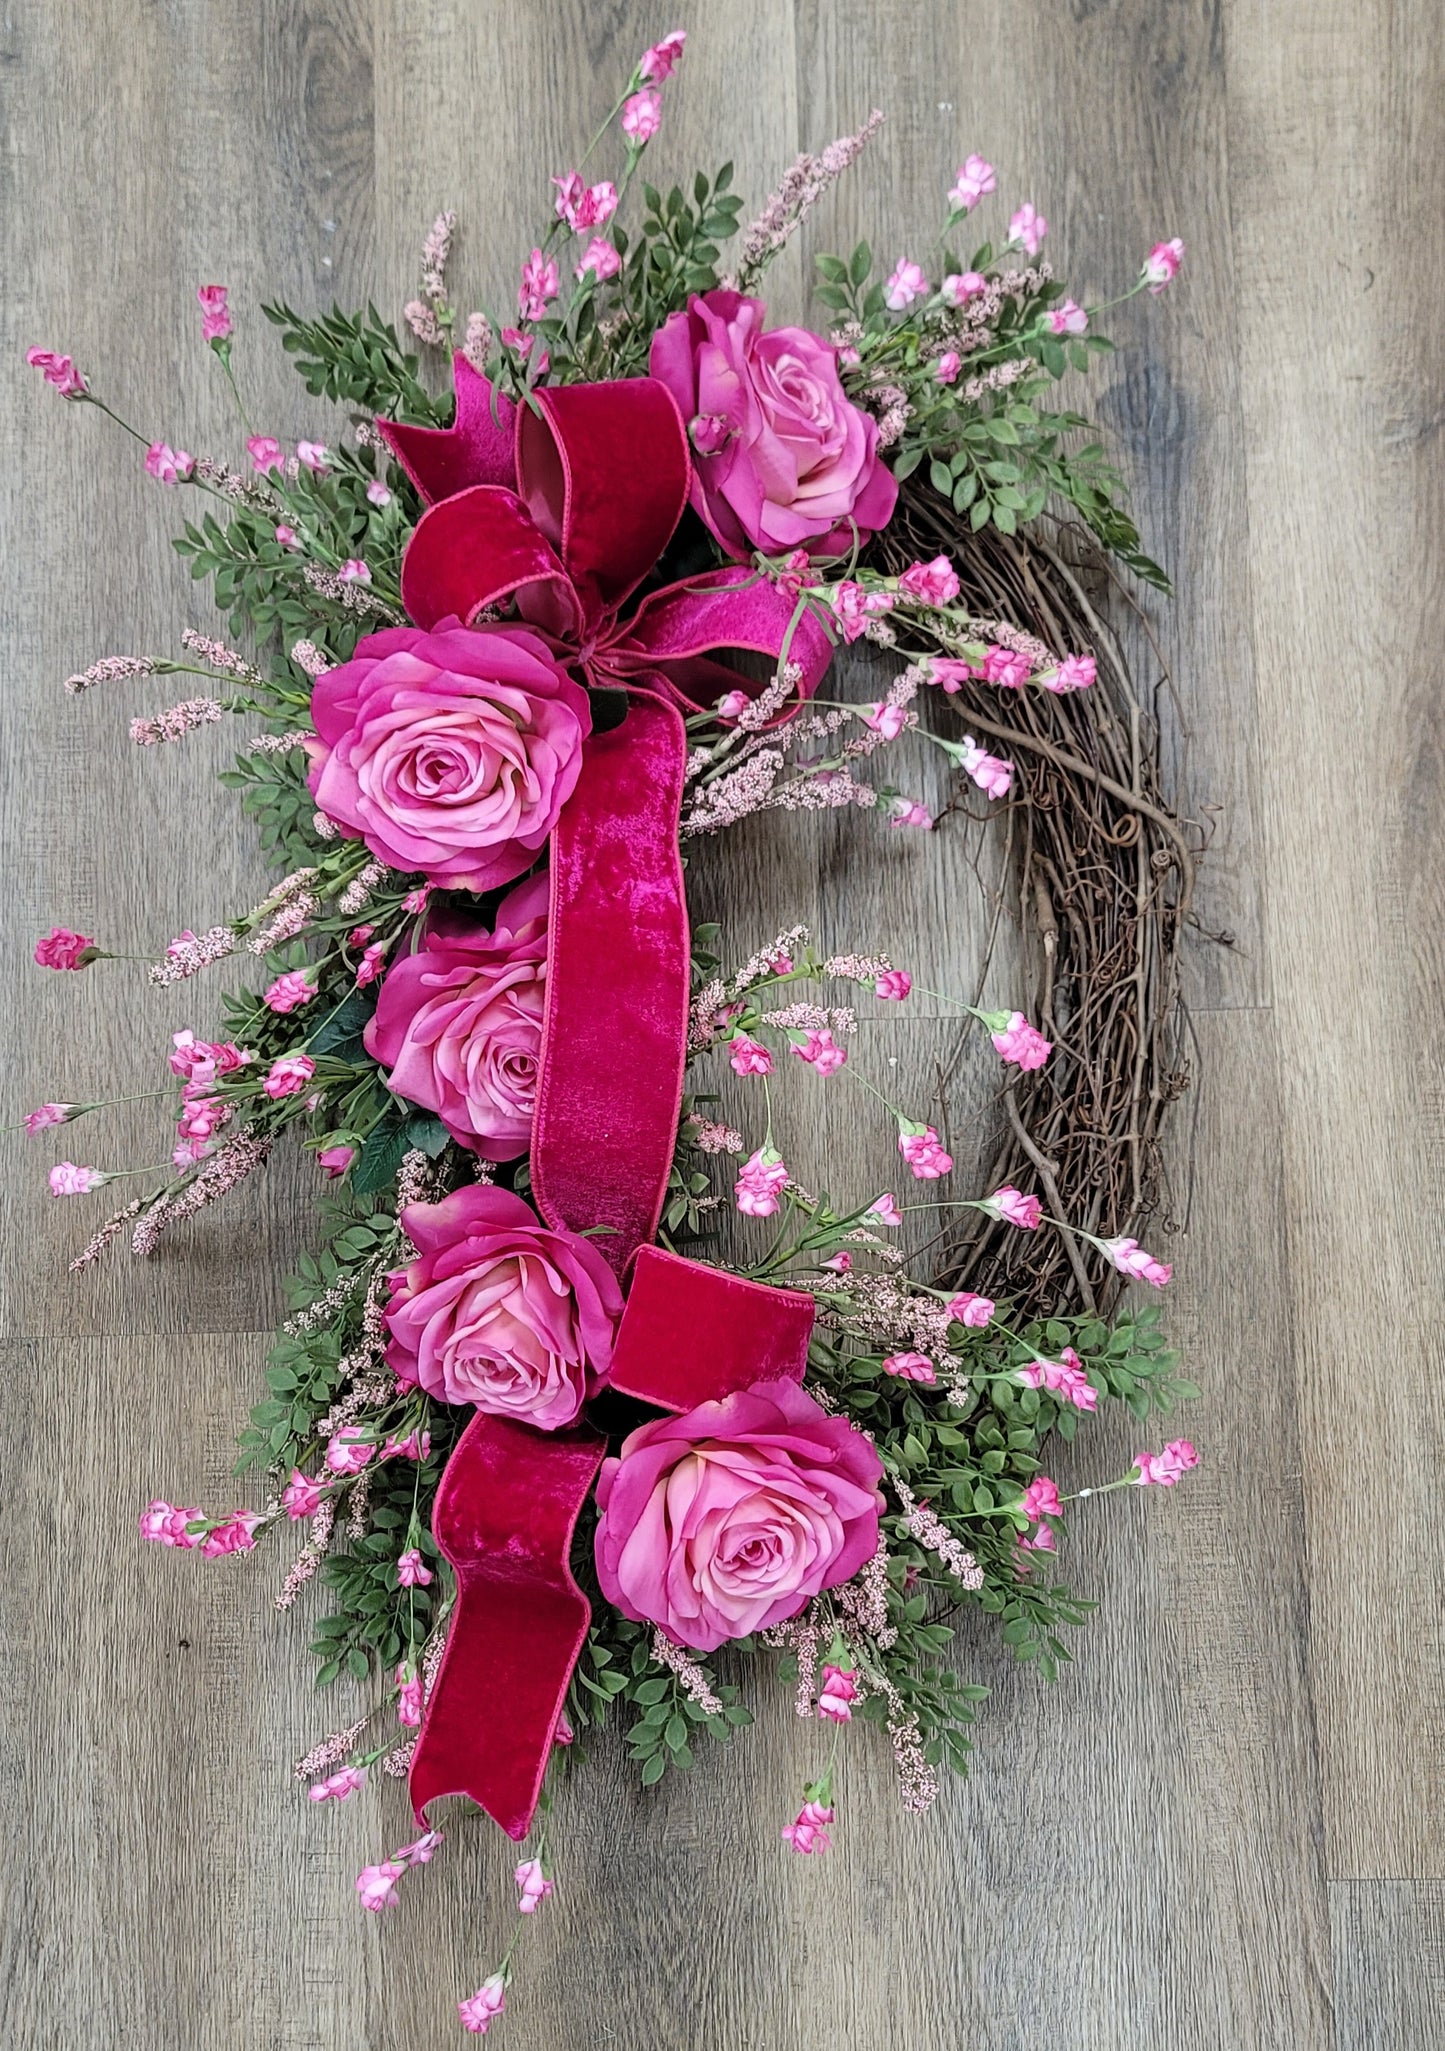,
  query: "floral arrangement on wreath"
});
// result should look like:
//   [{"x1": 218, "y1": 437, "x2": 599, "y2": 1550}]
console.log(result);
[{"x1": 22, "y1": 27, "x2": 1198, "y2": 2039}]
